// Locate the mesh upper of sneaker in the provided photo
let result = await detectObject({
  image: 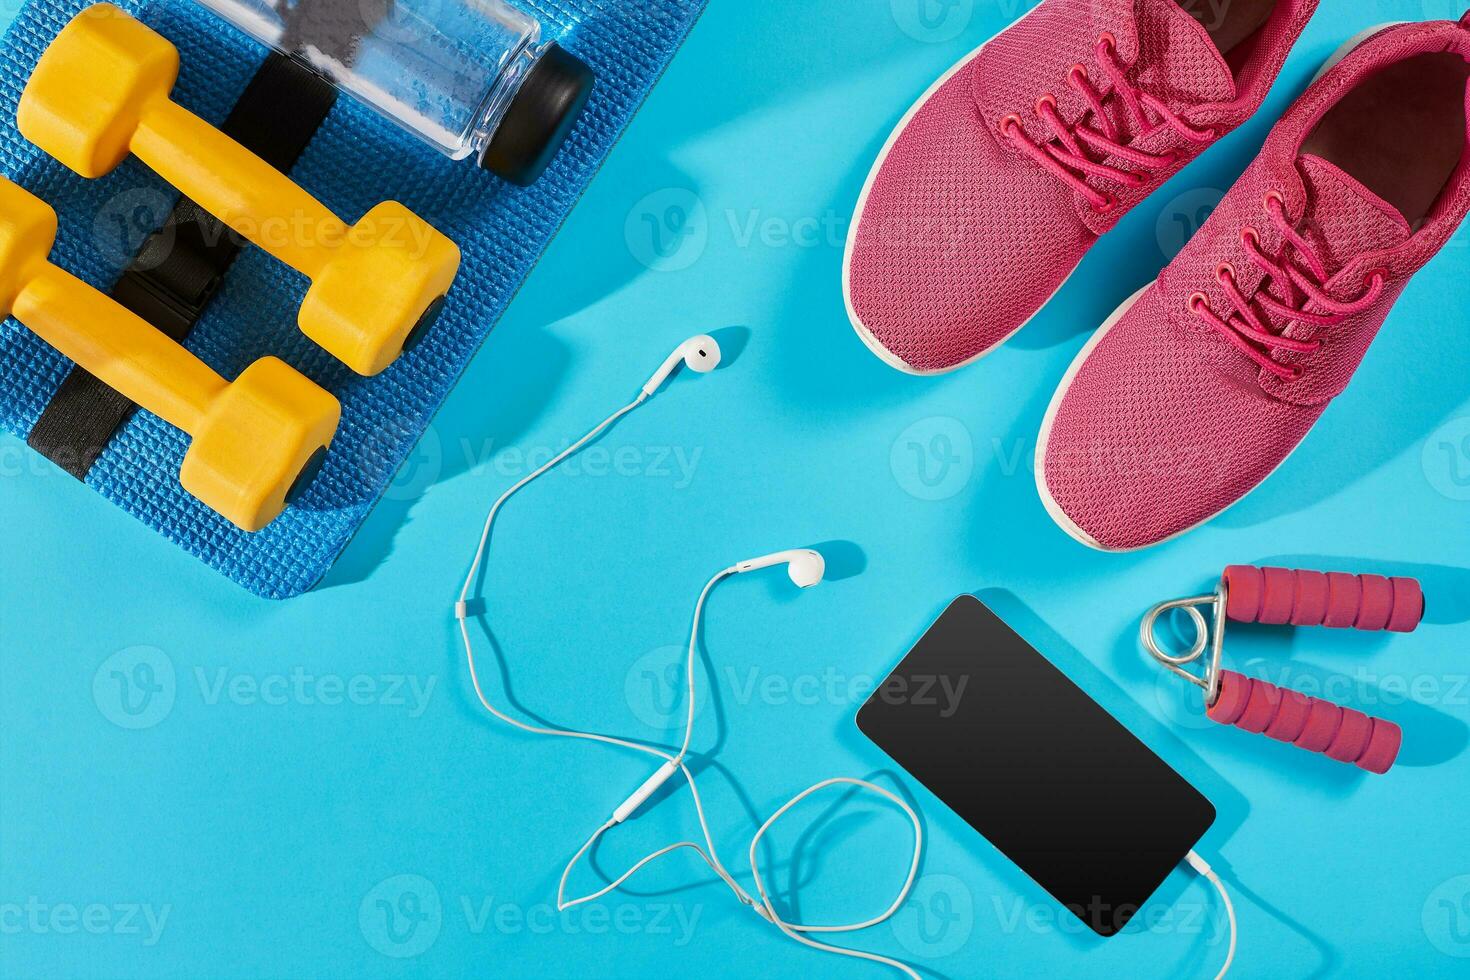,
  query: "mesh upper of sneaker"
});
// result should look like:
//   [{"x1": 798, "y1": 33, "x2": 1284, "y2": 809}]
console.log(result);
[
  {"x1": 847, "y1": 0, "x2": 1317, "y2": 372},
  {"x1": 1042, "y1": 18, "x2": 1470, "y2": 550}
]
